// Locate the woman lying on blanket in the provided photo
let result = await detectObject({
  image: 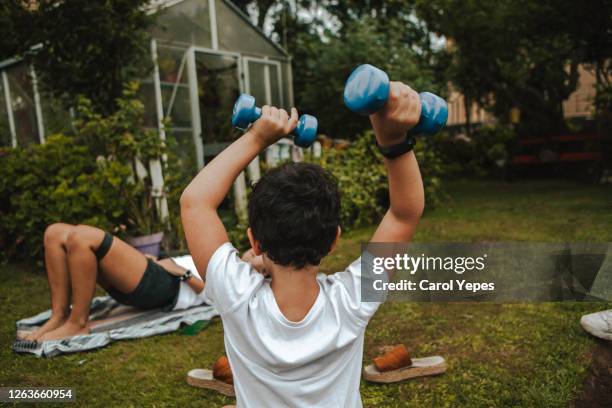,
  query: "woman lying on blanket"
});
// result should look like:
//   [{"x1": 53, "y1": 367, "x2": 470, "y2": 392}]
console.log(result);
[{"x1": 22, "y1": 223, "x2": 265, "y2": 342}]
